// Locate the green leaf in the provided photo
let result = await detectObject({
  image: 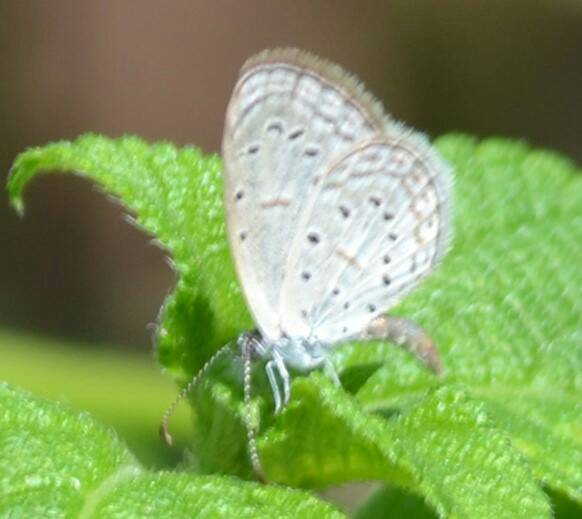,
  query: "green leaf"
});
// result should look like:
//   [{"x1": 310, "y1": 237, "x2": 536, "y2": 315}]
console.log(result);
[
  {"x1": 8, "y1": 134, "x2": 581, "y2": 517},
  {"x1": 0, "y1": 383, "x2": 139, "y2": 517},
  {"x1": 0, "y1": 382, "x2": 343, "y2": 517},
  {"x1": 260, "y1": 379, "x2": 550, "y2": 518},
  {"x1": 0, "y1": 329, "x2": 191, "y2": 469}
]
